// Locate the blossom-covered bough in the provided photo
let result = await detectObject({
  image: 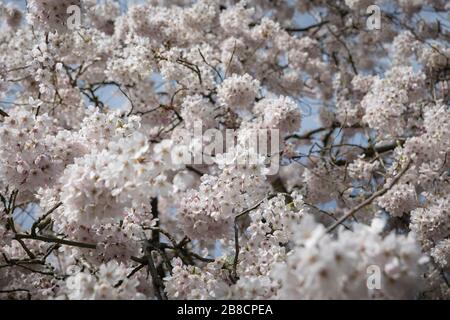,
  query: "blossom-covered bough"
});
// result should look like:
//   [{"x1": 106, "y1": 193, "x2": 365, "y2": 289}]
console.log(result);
[{"x1": 0, "y1": 0, "x2": 449, "y2": 300}]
